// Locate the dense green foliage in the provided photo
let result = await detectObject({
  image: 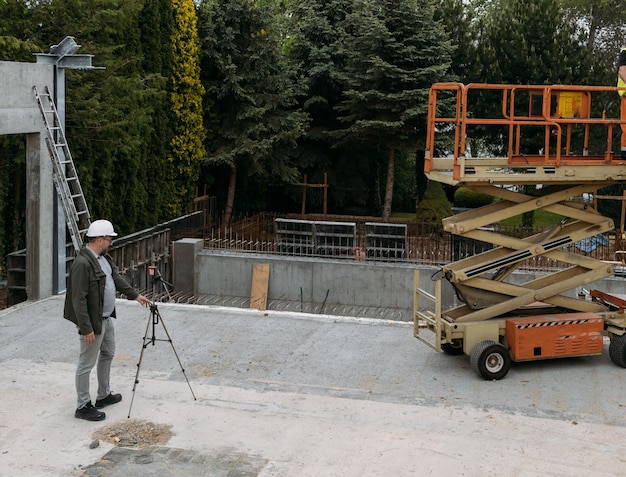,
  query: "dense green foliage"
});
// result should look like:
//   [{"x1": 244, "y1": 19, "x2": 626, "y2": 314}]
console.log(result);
[
  {"x1": 415, "y1": 181, "x2": 452, "y2": 223},
  {"x1": 1, "y1": 0, "x2": 625, "y2": 275},
  {"x1": 332, "y1": 0, "x2": 451, "y2": 220},
  {"x1": 454, "y1": 187, "x2": 494, "y2": 209},
  {"x1": 169, "y1": 0, "x2": 206, "y2": 216},
  {"x1": 198, "y1": 0, "x2": 308, "y2": 228}
]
